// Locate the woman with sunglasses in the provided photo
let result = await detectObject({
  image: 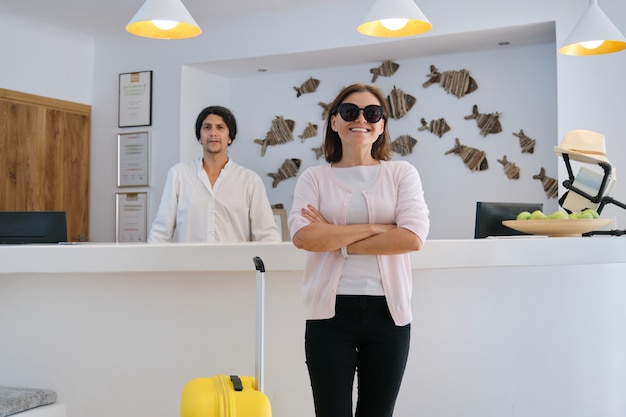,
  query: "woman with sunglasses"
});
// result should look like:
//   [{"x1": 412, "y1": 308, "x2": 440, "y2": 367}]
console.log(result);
[{"x1": 288, "y1": 83, "x2": 430, "y2": 417}]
